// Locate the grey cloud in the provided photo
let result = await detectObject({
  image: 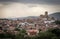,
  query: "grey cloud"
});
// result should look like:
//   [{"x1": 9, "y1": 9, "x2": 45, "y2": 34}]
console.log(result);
[{"x1": 0, "y1": 0, "x2": 60, "y2": 5}]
